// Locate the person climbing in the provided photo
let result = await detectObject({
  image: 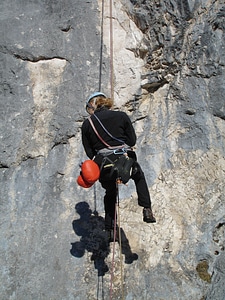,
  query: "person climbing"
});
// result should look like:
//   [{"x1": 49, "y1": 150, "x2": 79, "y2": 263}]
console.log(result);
[{"x1": 81, "y1": 92, "x2": 156, "y2": 230}]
